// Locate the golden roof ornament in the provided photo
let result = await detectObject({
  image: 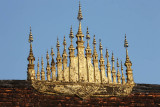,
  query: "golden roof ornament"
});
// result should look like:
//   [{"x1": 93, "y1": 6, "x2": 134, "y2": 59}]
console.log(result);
[
  {"x1": 50, "y1": 48, "x2": 55, "y2": 66},
  {"x1": 99, "y1": 39, "x2": 103, "y2": 51},
  {"x1": 77, "y1": 1, "x2": 83, "y2": 21},
  {"x1": 86, "y1": 27, "x2": 91, "y2": 50},
  {"x1": 56, "y1": 37, "x2": 60, "y2": 48},
  {"x1": 86, "y1": 27, "x2": 90, "y2": 40},
  {"x1": 46, "y1": 50, "x2": 49, "y2": 65},
  {"x1": 124, "y1": 34, "x2": 130, "y2": 62},
  {"x1": 93, "y1": 35, "x2": 96, "y2": 45},
  {"x1": 124, "y1": 34, "x2": 128, "y2": 48},
  {"x1": 37, "y1": 57, "x2": 40, "y2": 70},
  {"x1": 117, "y1": 58, "x2": 121, "y2": 84},
  {"x1": 106, "y1": 49, "x2": 111, "y2": 67},
  {"x1": 92, "y1": 35, "x2": 98, "y2": 57},
  {"x1": 41, "y1": 56, "x2": 44, "y2": 69},
  {"x1": 111, "y1": 52, "x2": 115, "y2": 62},
  {"x1": 36, "y1": 57, "x2": 40, "y2": 80},
  {"x1": 121, "y1": 61, "x2": 126, "y2": 85},
  {"x1": 28, "y1": 26, "x2": 33, "y2": 43},
  {"x1": 105, "y1": 49, "x2": 109, "y2": 58},
  {"x1": 99, "y1": 39, "x2": 104, "y2": 59},
  {"x1": 51, "y1": 47, "x2": 54, "y2": 59},
  {"x1": 121, "y1": 60, "x2": 123, "y2": 71},
  {"x1": 117, "y1": 58, "x2": 120, "y2": 68},
  {"x1": 27, "y1": 2, "x2": 135, "y2": 99},
  {"x1": 76, "y1": 1, "x2": 83, "y2": 37},
  {"x1": 106, "y1": 49, "x2": 112, "y2": 83},
  {"x1": 56, "y1": 37, "x2": 61, "y2": 59},
  {"x1": 111, "y1": 52, "x2": 117, "y2": 84},
  {"x1": 41, "y1": 56, "x2": 45, "y2": 81},
  {"x1": 63, "y1": 36, "x2": 66, "y2": 45},
  {"x1": 69, "y1": 26, "x2": 74, "y2": 39},
  {"x1": 63, "y1": 35, "x2": 67, "y2": 57},
  {"x1": 27, "y1": 26, "x2": 34, "y2": 59}
]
